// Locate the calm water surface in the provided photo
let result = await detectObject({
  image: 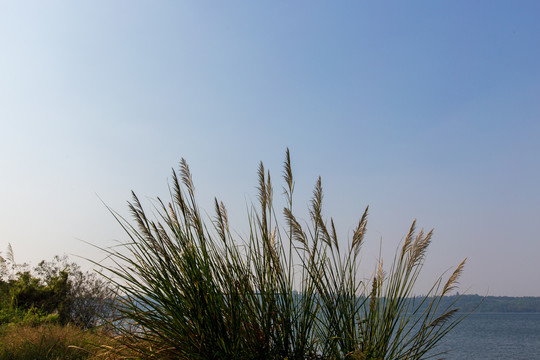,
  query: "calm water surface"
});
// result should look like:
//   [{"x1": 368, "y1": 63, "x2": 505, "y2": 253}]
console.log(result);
[{"x1": 432, "y1": 313, "x2": 540, "y2": 359}]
